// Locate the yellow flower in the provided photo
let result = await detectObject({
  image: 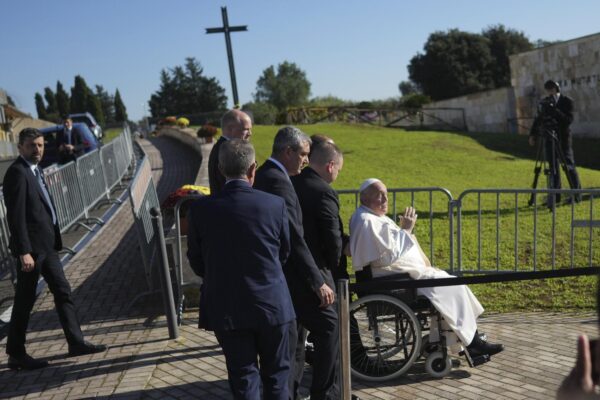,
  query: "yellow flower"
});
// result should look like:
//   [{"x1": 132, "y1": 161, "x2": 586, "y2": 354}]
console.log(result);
[
  {"x1": 181, "y1": 184, "x2": 210, "y2": 195},
  {"x1": 177, "y1": 117, "x2": 190, "y2": 127}
]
